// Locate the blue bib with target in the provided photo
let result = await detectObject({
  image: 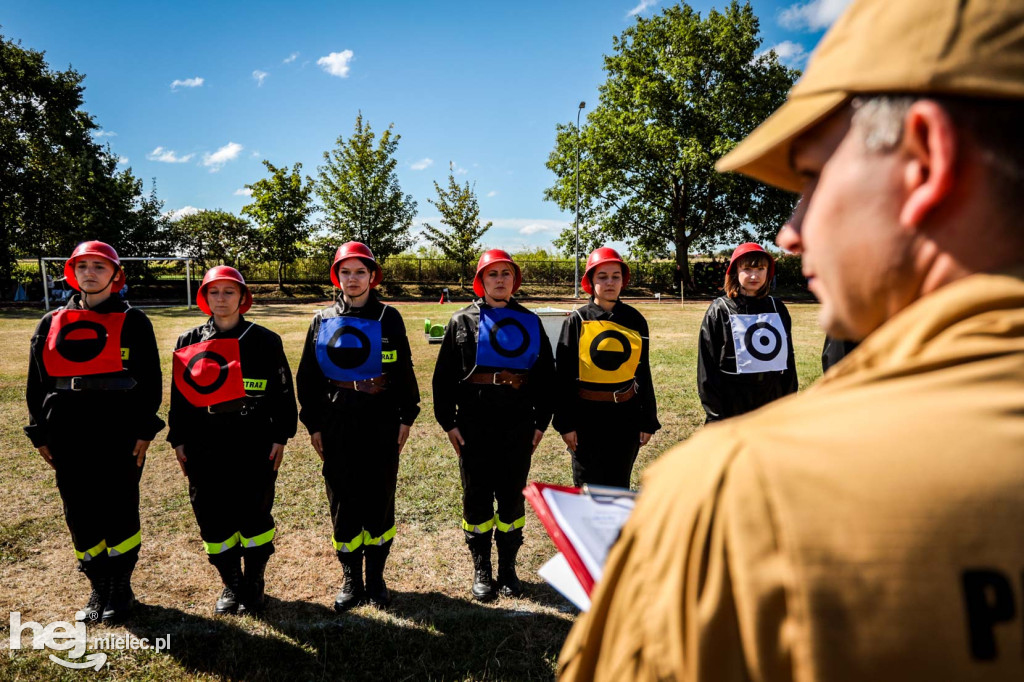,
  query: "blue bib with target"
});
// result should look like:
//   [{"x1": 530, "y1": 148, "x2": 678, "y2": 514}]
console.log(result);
[
  {"x1": 316, "y1": 316, "x2": 383, "y2": 381},
  {"x1": 476, "y1": 307, "x2": 541, "y2": 371}
]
